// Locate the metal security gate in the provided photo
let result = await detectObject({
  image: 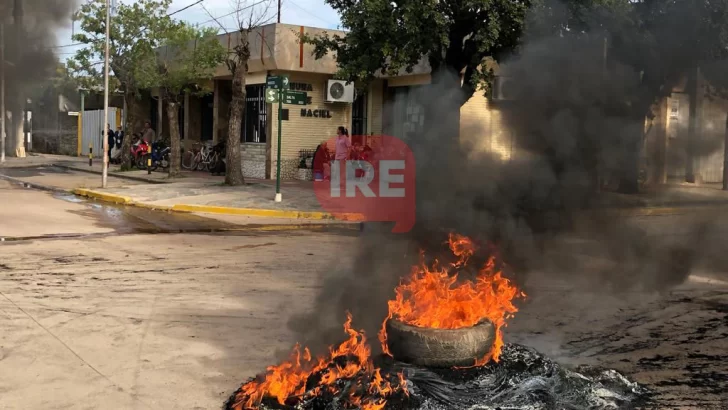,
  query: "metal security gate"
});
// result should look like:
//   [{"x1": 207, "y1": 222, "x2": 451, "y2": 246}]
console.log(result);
[
  {"x1": 243, "y1": 84, "x2": 267, "y2": 143},
  {"x1": 81, "y1": 108, "x2": 120, "y2": 156}
]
